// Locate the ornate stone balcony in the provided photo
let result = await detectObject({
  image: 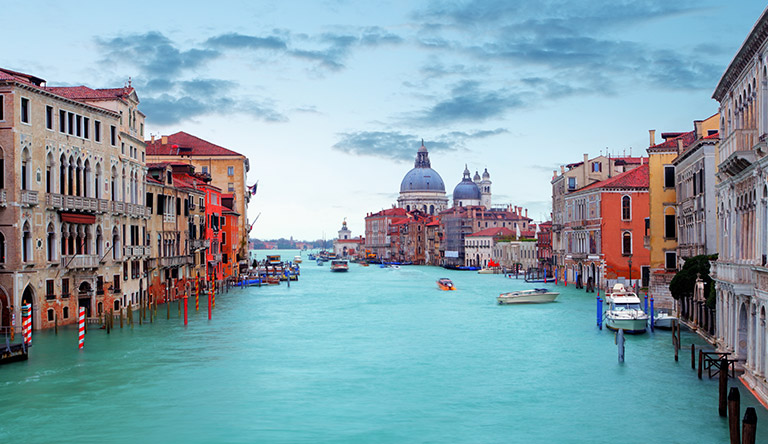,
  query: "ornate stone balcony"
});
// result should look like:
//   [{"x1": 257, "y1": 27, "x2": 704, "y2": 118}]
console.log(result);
[
  {"x1": 46, "y1": 193, "x2": 107, "y2": 213},
  {"x1": 61, "y1": 254, "x2": 99, "y2": 269},
  {"x1": 20, "y1": 190, "x2": 38, "y2": 206},
  {"x1": 159, "y1": 255, "x2": 193, "y2": 267},
  {"x1": 124, "y1": 245, "x2": 151, "y2": 258},
  {"x1": 191, "y1": 239, "x2": 210, "y2": 250},
  {"x1": 711, "y1": 261, "x2": 752, "y2": 284}
]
